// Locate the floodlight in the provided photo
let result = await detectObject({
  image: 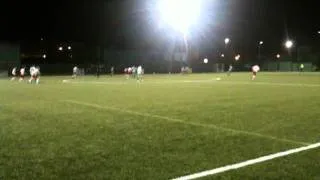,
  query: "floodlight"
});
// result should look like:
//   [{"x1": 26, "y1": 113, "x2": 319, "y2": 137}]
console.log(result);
[
  {"x1": 158, "y1": 0, "x2": 201, "y2": 34},
  {"x1": 285, "y1": 40, "x2": 293, "y2": 49},
  {"x1": 235, "y1": 54, "x2": 240, "y2": 61},
  {"x1": 224, "y1": 38, "x2": 230, "y2": 45}
]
